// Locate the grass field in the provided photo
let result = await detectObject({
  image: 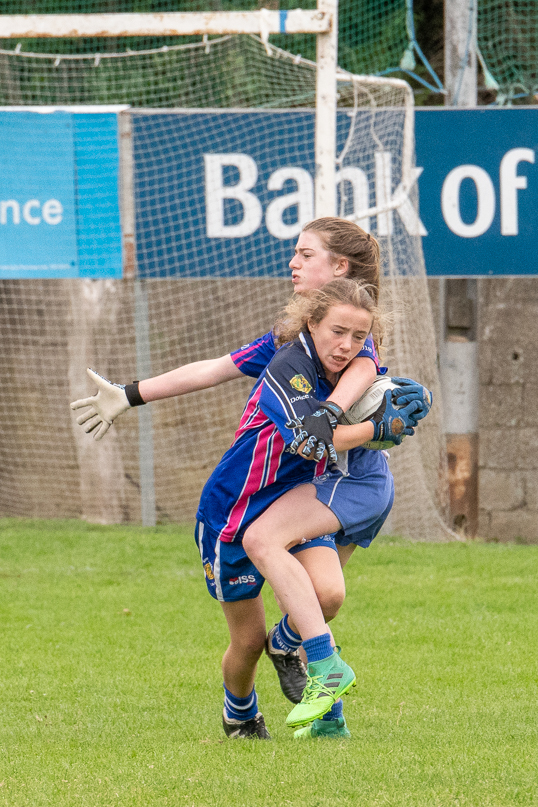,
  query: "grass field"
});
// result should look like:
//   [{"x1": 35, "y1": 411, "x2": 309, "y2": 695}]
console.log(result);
[{"x1": 0, "y1": 518, "x2": 537, "y2": 807}]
